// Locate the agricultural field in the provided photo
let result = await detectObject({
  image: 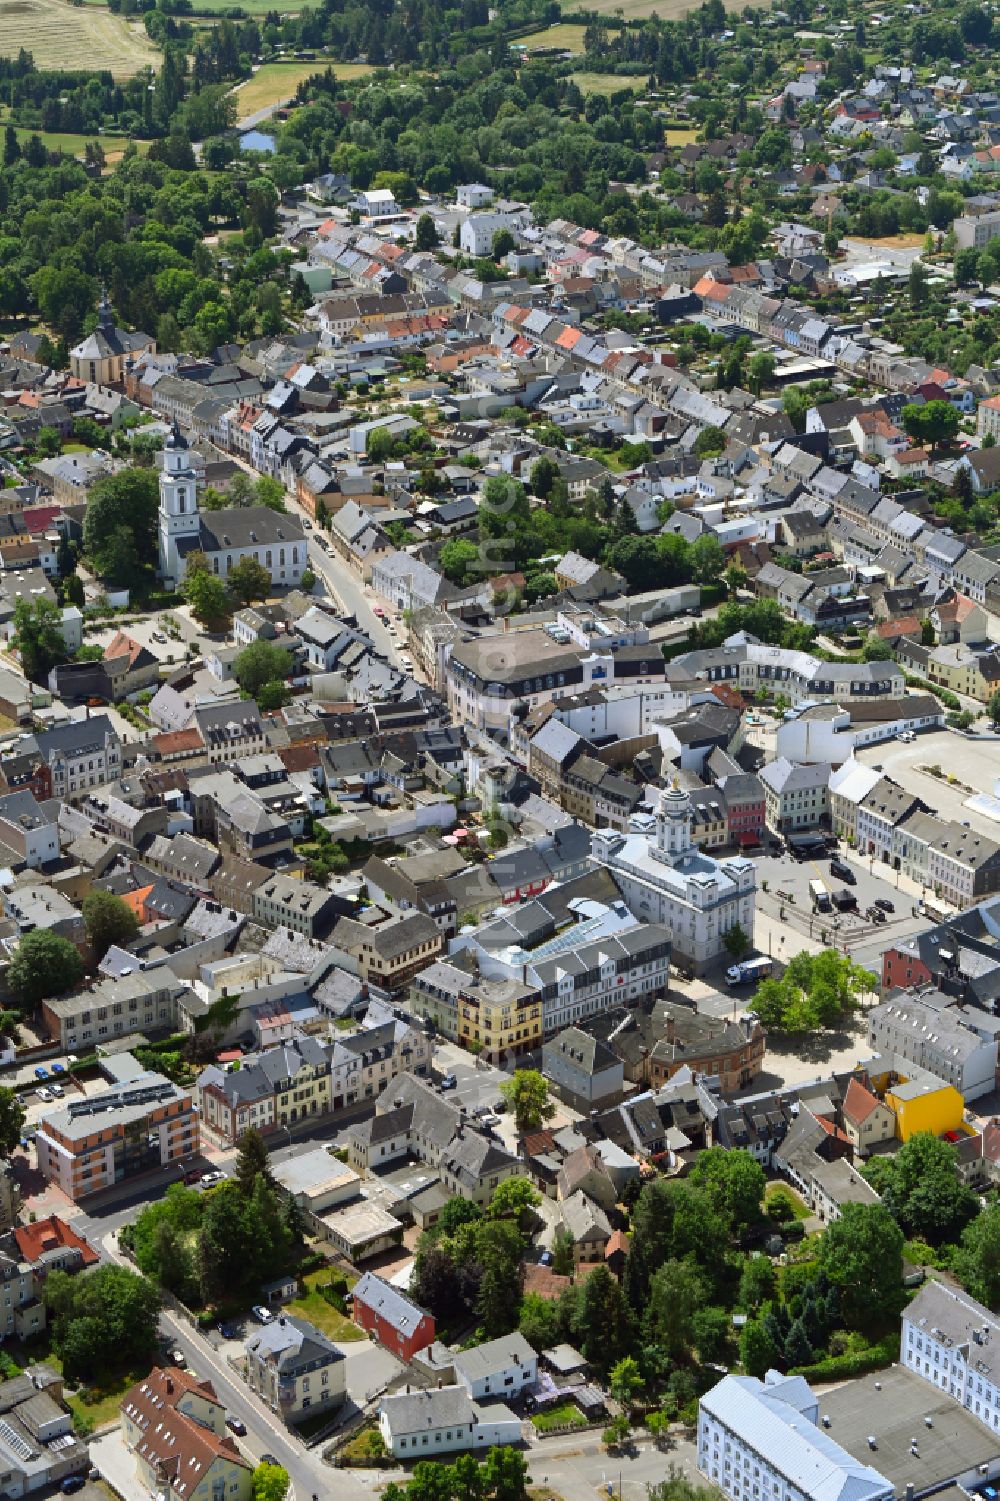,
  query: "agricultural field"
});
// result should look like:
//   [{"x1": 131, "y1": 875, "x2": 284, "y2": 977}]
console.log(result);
[
  {"x1": 233, "y1": 60, "x2": 375, "y2": 122},
  {"x1": 568, "y1": 71, "x2": 646, "y2": 95},
  {"x1": 519, "y1": 22, "x2": 589, "y2": 52},
  {"x1": 0, "y1": 0, "x2": 159, "y2": 76}
]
